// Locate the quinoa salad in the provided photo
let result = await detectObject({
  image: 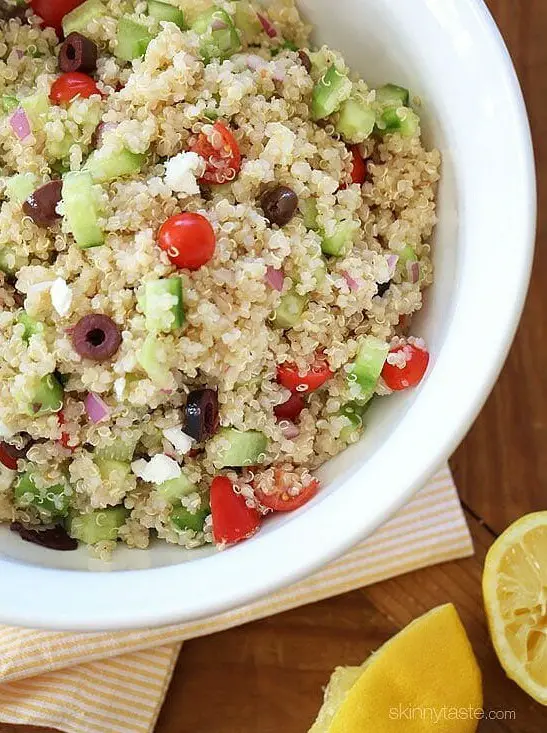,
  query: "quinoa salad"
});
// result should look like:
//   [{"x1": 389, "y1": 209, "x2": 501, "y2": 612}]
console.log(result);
[{"x1": 0, "y1": 0, "x2": 440, "y2": 555}]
